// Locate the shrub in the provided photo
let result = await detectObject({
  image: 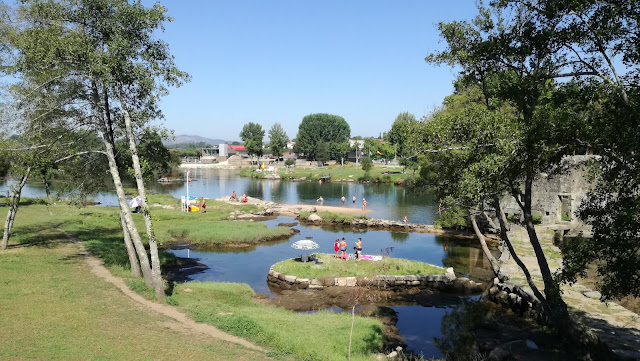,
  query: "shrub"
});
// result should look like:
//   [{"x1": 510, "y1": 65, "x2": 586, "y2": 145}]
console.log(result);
[
  {"x1": 435, "y1": 206, "x2": 468, "y2": 229},
  {"x1": 284, "y1": 158, "x2": 295, "y2": 166},
  {"x1": 360, "y1": 157, "x2": 373, "y2": 172}
]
